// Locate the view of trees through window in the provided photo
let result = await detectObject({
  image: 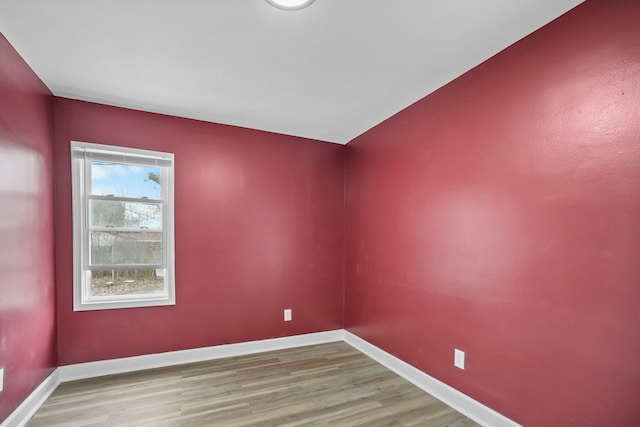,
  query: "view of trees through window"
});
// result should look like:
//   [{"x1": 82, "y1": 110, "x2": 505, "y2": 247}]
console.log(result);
[{"x1": 89, "y1": 161, "x2": 166, "y2": 297}]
